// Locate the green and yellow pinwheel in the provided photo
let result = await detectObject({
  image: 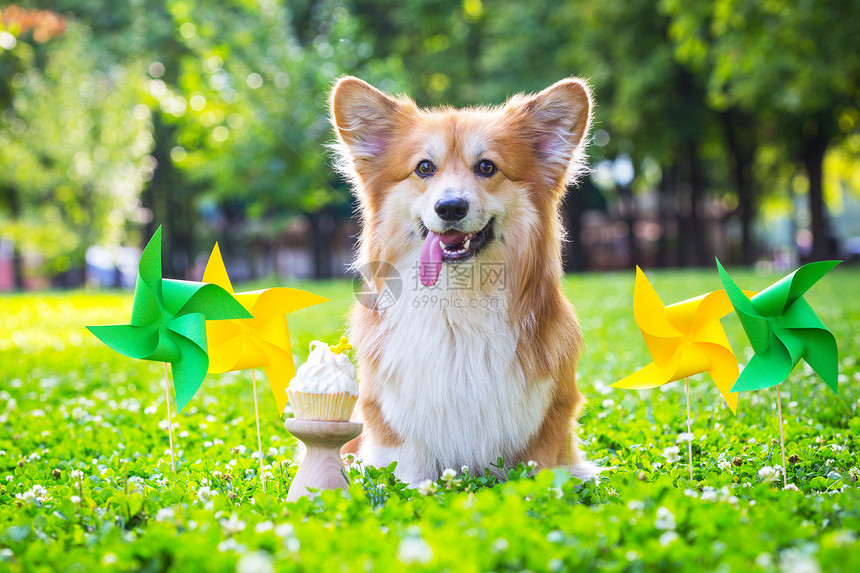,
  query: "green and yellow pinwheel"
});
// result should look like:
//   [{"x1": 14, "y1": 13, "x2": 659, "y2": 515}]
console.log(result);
[
  {"x1": 86, "y1": 227, "x2": 252, "y2": 411},
  {"x1": 202, "y1": 243, "x2": 329, "y2": 415},
  {"x1": 716, "y1": 259, "x2": 841, "y2": 393},
  {"x1": 611, "y1": 266, "x2": 749, "y2": 413}
]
